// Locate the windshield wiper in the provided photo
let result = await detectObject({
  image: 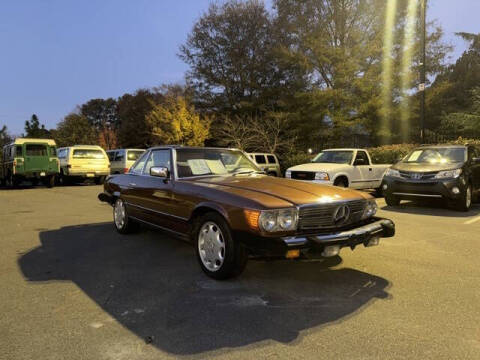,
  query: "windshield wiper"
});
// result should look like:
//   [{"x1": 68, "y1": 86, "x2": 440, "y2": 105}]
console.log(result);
[{"x1": 233, "y1": 170, "x2": 264, "y2": 176}]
